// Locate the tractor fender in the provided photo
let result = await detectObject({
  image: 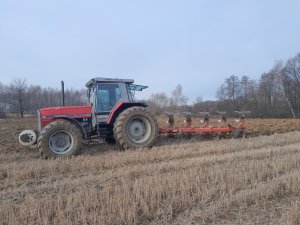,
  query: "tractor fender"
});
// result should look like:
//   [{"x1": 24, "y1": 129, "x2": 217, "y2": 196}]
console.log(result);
[
  {"x1": 107, "y1": 102, "x2": 147, "y2": 125},
  {"x1": 50, "y1": 116, "x2": 88, "y2": 139}
]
